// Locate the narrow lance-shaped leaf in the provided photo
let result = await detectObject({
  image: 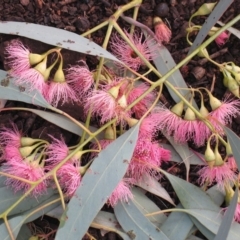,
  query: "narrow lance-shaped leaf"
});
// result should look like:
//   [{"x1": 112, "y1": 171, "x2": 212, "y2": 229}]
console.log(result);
[
  {"x1": 0, "y1": 21, "x2": 120, "y2": 62},
  {"x1": 224, "y1": 126, "x2": 240, "y2": 170},
  {"x1": 55, "y1": 123, "x2": 140, "y2": 240},
  {"x1": 114, "y1": 199, "x2": 170, "y2": 240},
  {"x1": 214, "y1": 188, "x2": 239, "y2": 240},
  {"x1": 187, "y1": 0, "x2": 234, "y2": 55},
  {"x1": 0, "y1": 70, "x2": 51, "y2": 109}
]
